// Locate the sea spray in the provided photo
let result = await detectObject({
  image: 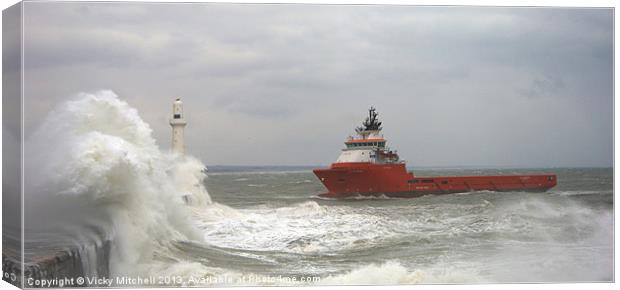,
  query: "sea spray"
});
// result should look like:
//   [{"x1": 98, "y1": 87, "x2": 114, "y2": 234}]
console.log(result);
[
  {"x1": 171, "y1": 157, "x2": 212, "y2": 207},
  {"x1": 24, "y1": 90, "x2": 214, "y2": 283}
]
